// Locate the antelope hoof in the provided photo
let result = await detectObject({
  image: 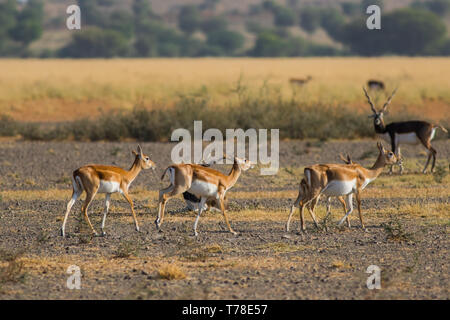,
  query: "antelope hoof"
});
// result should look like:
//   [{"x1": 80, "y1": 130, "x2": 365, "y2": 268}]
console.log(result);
[
  {"x1": 60, "y1": 228, "x2": 65, "y2": 237},
  {"x1": 135, "y1": 226, "x2": 140, "y2": 232},
  {"x1": 194, "y1": 231, "x2": 199, "y2": 237},
  {"x1": 101, "y1": 231, "x2": 107, "y2": 237},
  {"x1": 154, "y1": 220, "x2": 160, "y2": 229}
]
